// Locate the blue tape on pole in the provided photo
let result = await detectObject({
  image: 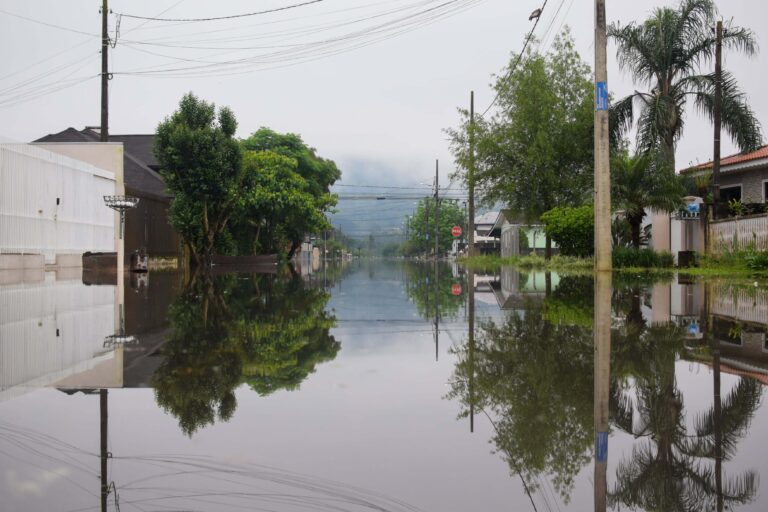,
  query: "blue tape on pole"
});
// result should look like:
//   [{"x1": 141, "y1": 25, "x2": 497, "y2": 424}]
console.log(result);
[
  {"x1": 596, "y1": 431, "x2": 608, "y2": 462},
  {"x1": 596, "y1": 82, "x2": 609, "y2": 111}
]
